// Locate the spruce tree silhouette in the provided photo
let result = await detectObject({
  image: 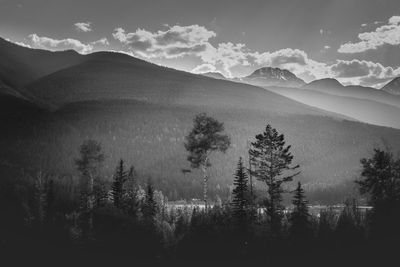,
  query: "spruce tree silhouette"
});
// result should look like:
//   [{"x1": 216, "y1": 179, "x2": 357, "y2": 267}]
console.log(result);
[{"x1": 249, "y1": 124, "x2": 299, "y2": 237}]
